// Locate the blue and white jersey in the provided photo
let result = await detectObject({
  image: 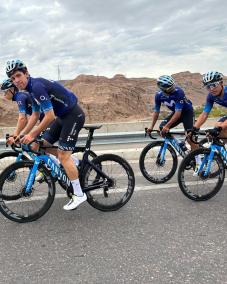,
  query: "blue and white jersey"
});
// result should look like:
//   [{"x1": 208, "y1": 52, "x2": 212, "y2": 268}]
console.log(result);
[
  {"x1": 25, "y1": 77, "x2": 77, "y2": 117},
  {"x1": 203, "y1": 86, "x2": 227, "y2": 113},
  {"x1": 154, "y1": 87, "x2": 193, "y2": 112},
  {"x1": 12, "y1": 91, "x2": 32, "y2": 115}
]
